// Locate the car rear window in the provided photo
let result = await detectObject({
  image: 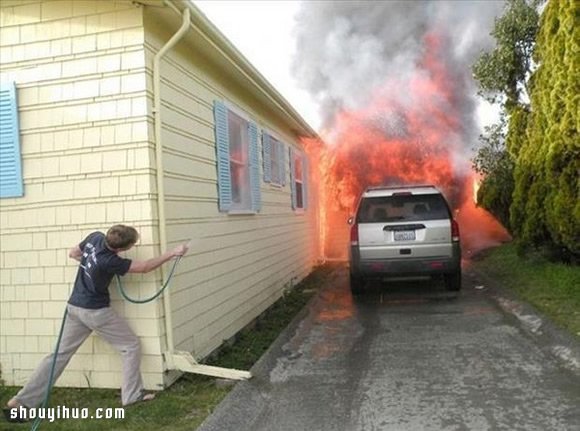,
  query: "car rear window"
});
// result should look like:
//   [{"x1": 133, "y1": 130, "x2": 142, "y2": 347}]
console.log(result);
[{"x1": 356, "y1": 194, "x2": 451, "y2": 223}]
